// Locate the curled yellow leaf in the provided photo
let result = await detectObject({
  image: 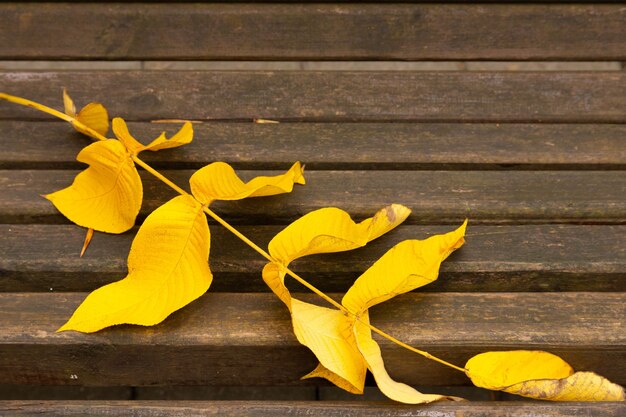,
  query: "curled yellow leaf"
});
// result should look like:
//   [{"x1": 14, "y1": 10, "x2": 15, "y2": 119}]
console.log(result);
[
  {"x1": 189, "y1": 161, "x2": 305, "y2": 205},
  {"x1": 268, "y1": 204, "x2": 411, "y2": 265},
  {"x1": 112, "y1": 117, "x2": 193, "y2": 155},
  {"x1": 63, "y1": 89, "x2": 109, "y2": 138},
  {"x1": 466, "y1": 351, "x2": 625, "y2": 401},
  {"x1": 342, "y1": 220, "x2": 467, "y2": 314},
  {"x1": 58, "y1": 195, "x2": 212, "y2": 333},
  {"x1": 291, "y1": 299, "x2": 367, "y2": 394},
  {"x1": 353, "y1": 313, "x2": 451, "y2": 404},
  {"x1": 45, "y1": 139, "x2": 142, "y2": 234}
]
